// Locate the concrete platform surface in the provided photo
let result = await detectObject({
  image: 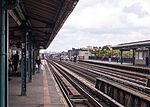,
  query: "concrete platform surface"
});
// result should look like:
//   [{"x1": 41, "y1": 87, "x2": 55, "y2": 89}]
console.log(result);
[
  {"x1": 86, "y1": 60, "x2": 150, "y2": 69},
  {"x1": 9, "y1": 60, "x2": 67, "y2": 107}
]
